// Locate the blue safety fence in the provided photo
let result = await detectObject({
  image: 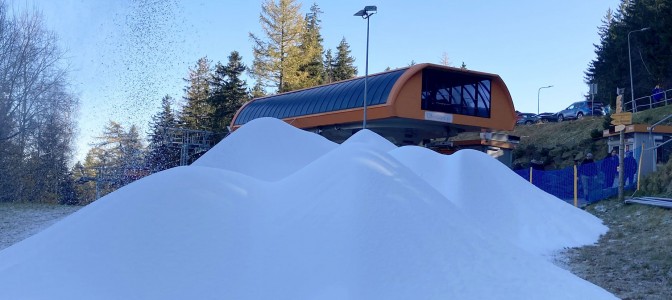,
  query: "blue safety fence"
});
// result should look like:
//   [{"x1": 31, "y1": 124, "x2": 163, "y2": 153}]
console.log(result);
[{"x1": 514, "y1": 146, "x2": 642, "y2": 206}]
